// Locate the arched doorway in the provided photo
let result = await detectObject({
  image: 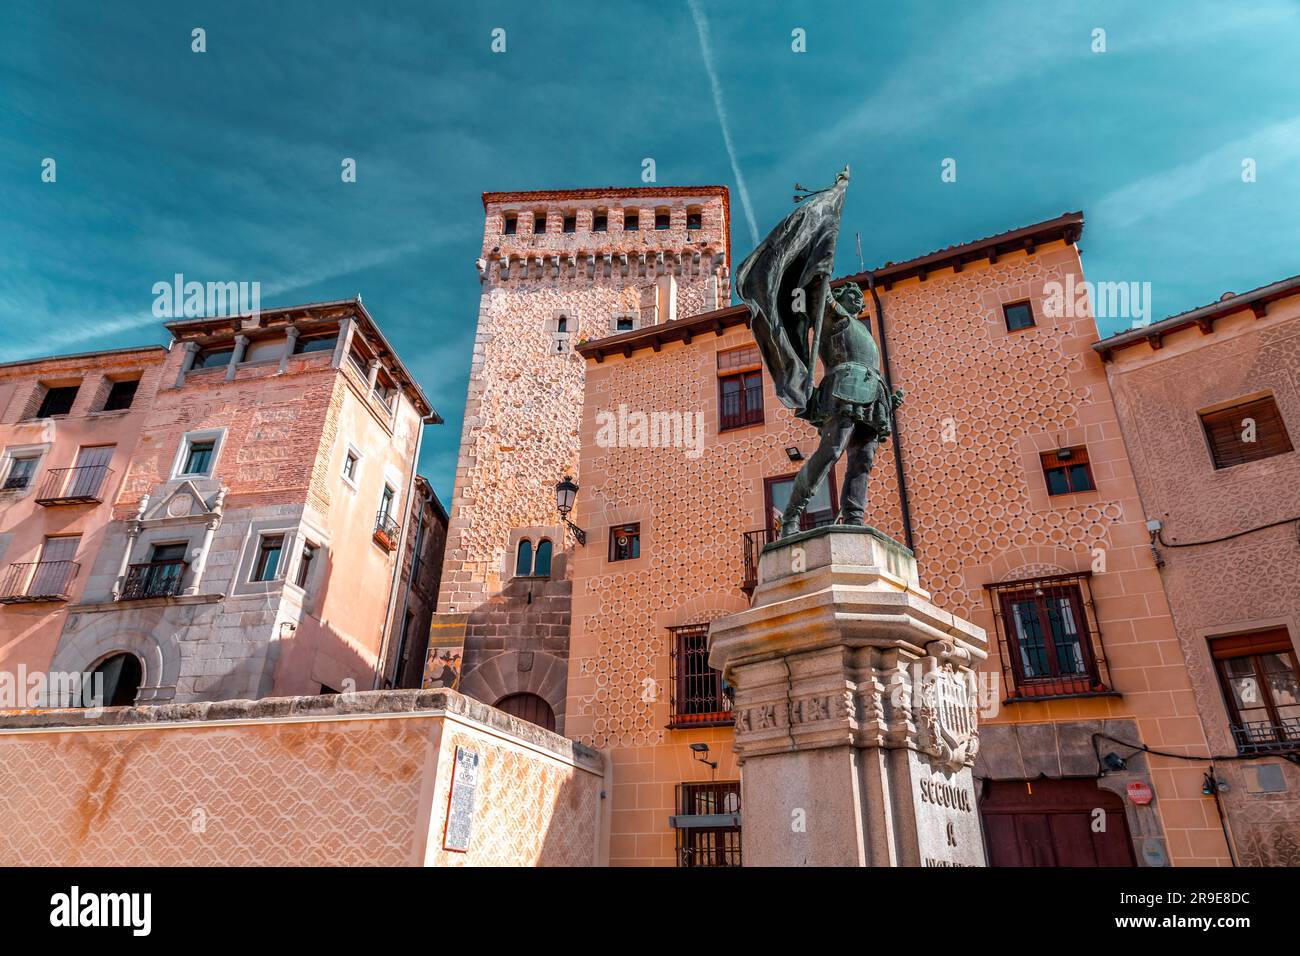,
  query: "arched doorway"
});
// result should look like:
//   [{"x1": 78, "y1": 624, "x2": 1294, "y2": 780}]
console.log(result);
[
  {"x1": 86, "y1": 653, "x2": 143, "y2": 708},
  {"x1": 495, "y1": 692, "x2": 556, "y2": 732}
]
